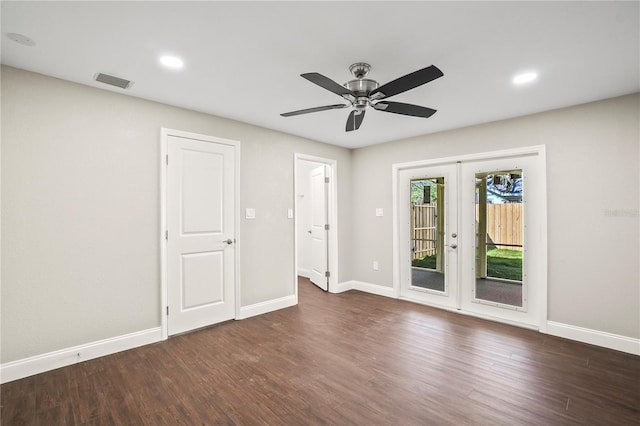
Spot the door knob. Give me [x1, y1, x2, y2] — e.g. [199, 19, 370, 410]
[446, 243, 457, 249]
[224, 238, 233, 245]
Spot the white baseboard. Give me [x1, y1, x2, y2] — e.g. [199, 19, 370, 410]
[237, 294, 297, 320]
[0, 327, 162, 384]
[331, 280, 353, 293]
[297, 269, 310, 278]
[546, 321, 640, 356]
[342, 280, 396, 298]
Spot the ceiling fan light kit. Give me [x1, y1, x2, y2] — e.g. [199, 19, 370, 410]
[281, 62, 443, 132]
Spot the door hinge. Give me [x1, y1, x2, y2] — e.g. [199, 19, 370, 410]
[324, 224, 330, 231]
[325, 271, 331, 278]
[324, 177, 330, 184]
[166, 306, 169, 316]
[165, 230, 168, 240]
[166, 155, 169, 165]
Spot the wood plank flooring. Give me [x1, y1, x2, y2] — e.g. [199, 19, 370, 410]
[2, 277, 639, 425]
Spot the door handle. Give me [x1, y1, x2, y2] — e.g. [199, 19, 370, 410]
[446, 243, 457, 249]
[224, 238, 233, 245]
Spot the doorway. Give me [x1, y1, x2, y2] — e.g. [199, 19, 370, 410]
[394, 146, 547, 330]
[294, 154, 338, 294]
[160, 129, 239, 339]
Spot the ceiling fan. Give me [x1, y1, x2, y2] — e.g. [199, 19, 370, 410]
[281, 63, 443, 132]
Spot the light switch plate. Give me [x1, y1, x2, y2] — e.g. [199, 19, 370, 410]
[245, 208, 256, 219]
[375, 208, 384, 217]
[287, 208, 293, 219]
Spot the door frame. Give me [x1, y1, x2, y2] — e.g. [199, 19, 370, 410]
[392, 145, 548, 331]
[294, 153, 339, 296]
[160, 128, 241, 341]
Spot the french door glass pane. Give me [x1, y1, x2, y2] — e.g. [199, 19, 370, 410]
[474, 171, 523, 307]
[410, 177, 445, 292]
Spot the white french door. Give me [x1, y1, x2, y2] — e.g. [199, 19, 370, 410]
[164, 130, 238, 336]
[396, 148, 546, 329]
[399, 164, 459, 309]
[458, 155, 544, 327]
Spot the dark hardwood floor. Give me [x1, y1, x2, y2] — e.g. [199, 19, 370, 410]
[2, 277, 639, 425]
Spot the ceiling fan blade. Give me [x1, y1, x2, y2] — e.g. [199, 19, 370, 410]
[373, 101, 437, 118]
[301, 73, 356, 99]
[280, 104, 348, 117]
[346, 110, 366, 132]
[370, 65, 443, 100]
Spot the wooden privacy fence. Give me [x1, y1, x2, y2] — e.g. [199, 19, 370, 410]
[411, 203, 522, 260]
[482, 203, 523, 251]
[412, 203, 437, 258]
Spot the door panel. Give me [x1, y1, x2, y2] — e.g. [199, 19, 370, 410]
[309, 165, 328, 290]
[181, 252, 224, 309]
[181, 150, 223, 234]
[167, 135, 235, 336]
[460, 155, 541, 327]
[399, 164, 458, 309]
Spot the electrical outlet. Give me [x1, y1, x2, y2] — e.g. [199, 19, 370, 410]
[245, 208, 256, 219]
[373, 261, 379, 270]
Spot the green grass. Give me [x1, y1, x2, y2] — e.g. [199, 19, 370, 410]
[487, 248, 522, 259]
[486, 248, 522, 281]
[412, 248, 522, 281]
[412, 255, 436, 269]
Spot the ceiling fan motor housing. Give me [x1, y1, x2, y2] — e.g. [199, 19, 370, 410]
[345, 78, 379, 111]
[344, 78, 379, 96]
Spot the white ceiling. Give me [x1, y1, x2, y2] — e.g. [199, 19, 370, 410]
[2, 1, 639, 149]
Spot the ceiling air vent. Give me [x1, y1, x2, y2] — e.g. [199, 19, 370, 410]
[94, 73, 133, 89]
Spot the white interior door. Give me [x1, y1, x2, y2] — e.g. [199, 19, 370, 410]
[399, 164, 459, 309]
[309, 165, 329, 291]
[167, 134, 236, 336]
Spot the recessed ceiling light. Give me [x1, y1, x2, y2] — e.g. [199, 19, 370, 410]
[513, 72, 538, 85]
[7, 33, 36, 47]
[160, 56, 184, 69]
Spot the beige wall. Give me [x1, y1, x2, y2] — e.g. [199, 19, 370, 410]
[1, 66, 352, 362]
[350, 93, 639, 339]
